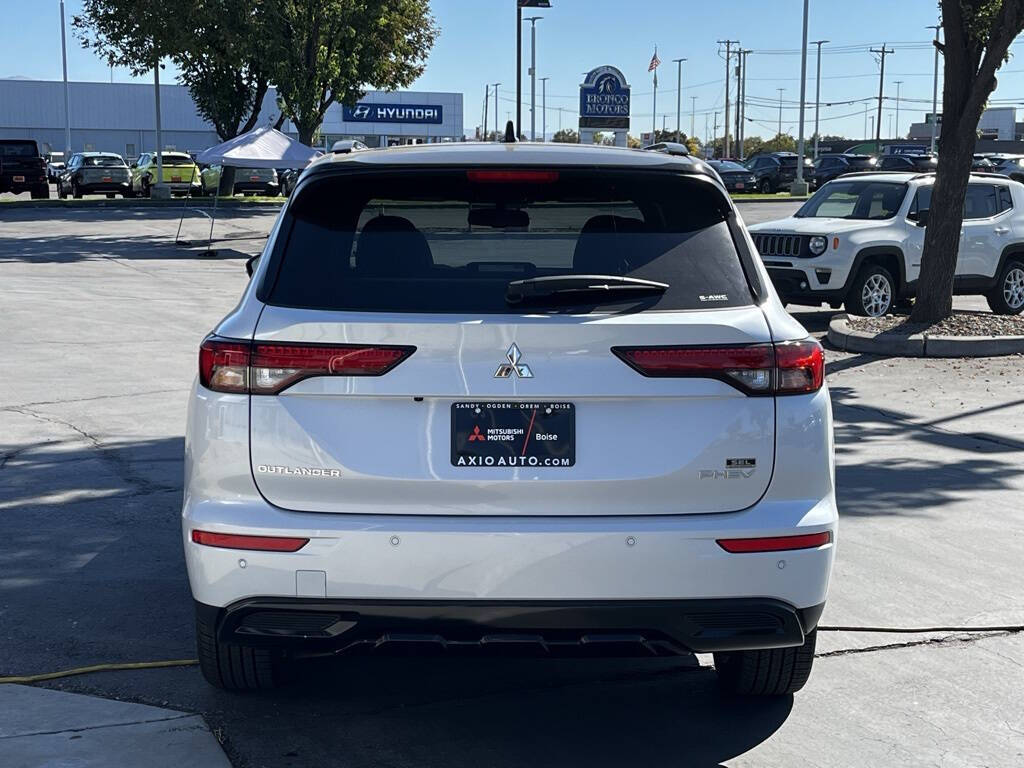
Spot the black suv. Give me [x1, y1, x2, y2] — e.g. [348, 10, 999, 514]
[876, 154, 938, 172]
[0, 139, 49, 199]
[744, 152, 812, 193]
[809, 154, 877, 189]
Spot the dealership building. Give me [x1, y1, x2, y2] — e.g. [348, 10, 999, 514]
[0, 78, 464, 159]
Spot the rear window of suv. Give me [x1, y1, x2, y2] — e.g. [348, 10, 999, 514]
[1, 141, 37, 157]
[265, 169, 755, 314]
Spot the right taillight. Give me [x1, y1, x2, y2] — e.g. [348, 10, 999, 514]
[612, 338, 823, 396]
[199, 336, 414, 395]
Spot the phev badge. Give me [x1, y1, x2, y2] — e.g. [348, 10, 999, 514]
[494, 343, 533, 378]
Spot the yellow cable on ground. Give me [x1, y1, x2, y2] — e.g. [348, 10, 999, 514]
[0, 659, 198, 685]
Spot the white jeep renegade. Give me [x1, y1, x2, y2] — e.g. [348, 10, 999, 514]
[749, 172, 1024, 317]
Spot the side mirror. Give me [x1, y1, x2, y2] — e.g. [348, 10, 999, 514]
[245, 254, 260, 278]
[913, 209, 929, 228]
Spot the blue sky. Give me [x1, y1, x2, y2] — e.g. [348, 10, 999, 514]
[5, 0, 1024, 141]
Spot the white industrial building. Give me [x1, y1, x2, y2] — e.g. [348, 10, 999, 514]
[0, 78, 464, 159]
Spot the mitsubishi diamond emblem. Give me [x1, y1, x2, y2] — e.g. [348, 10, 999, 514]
[494, 343, 533, 378]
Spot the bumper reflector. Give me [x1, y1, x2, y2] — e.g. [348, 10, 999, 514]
[716, 531, 832, 553]
[191, 530, 309, 552]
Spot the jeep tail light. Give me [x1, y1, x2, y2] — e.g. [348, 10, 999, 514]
[717, 531, 832, 553]
[191, 530, 308, 552]
[612, 339, 823, 396]
[199, 336, 415, 395]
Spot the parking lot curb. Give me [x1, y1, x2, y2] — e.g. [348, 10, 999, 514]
[827, 313, 1024, 357]
[0, 685, 231, 768]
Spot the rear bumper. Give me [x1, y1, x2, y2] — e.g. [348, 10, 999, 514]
[78, 182, 130, 194]
[232, 182, 278, 195]
[198, 597, 826, 656]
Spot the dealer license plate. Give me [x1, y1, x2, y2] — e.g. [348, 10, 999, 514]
[451, 402, 575, 468]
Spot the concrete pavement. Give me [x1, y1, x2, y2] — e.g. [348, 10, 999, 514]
[1, 203, 1021, 767]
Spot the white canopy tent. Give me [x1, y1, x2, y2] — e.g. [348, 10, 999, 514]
[176, 126, 322, 251]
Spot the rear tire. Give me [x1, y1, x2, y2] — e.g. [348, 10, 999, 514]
[195, 608, 280, 691]
[986, 258, 1024, 315]
[846, 264, 895, 317]
[714, 630, 817, 696]
[31, 185, 49, 200]
[71, 181, 82, 199]
[758, 178, 772, 194]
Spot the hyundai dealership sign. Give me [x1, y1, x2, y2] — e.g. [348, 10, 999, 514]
[579, 66, 630, 130]
[342, 103, 443, 124]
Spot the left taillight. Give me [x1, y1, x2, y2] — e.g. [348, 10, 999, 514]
[612, 339, 823, 396]
[198, 336, 414, 395]
[191, 530, 308, 552]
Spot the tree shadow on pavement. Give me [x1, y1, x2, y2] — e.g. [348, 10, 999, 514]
[829, 385, 1024, 518]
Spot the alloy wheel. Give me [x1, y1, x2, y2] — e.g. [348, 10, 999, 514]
[1004, 267, 1024, 310]
[861, 273, 892, 317]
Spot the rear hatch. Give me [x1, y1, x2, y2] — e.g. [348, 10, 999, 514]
[246, 166, 778, 516]
[158, 154, 199, 184]
[80, 156, 129, 184]
[1, 141, 43, 180]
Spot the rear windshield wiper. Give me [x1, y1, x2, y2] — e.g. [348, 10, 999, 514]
[506, 275, 669, 305]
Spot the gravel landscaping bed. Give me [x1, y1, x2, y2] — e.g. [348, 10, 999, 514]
[849, 311, 1024, 337]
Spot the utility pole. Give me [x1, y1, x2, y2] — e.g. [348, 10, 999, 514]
[483, 84, 490, 140]
[812, 40, 829, 159]
[673, 58, 686, 143]
[492, 82, 502, 137]
[540, 77, 549, 141]
[870, 44, 894, 154]
[524, 16, 542, 140]
[718, 40, 738, 157]
[739, 50, 750, 159]
[59, 0, 71, 156]
[777, 88, 785, 137]
[516, 3, 522, 135]
[794, 0, 810, 191]
[735, 52, 742, 154]
[713, 112, 719, 158]
[928, 23, 941, 154]
[651, 46, 660, 139]
[893, 80, 903, 139]
[691, 96, 698, 143]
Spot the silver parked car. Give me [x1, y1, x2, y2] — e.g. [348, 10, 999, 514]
[57, 152, 131, 199]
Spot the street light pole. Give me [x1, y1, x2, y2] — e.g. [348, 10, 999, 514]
[928, 23, 941, 154]
[794, 0, 810, 190]
[894, 80, 903, 139]
[540, 77, 549, 141]
[672, 58, 686, 143]
[516, 3, 522, 136]
[690, 96, 698, 142]
[523, 16, 542, 140]
[777, 88, 785, 137]
[59, 0, 71, 156]
[492, 82, 502, 135]
[812, 40, 829, 159]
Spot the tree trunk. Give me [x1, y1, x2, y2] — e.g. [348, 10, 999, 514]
[910, 124, 976, 323]
[297, 122, 317, 146]
[238, 78, 269, 136]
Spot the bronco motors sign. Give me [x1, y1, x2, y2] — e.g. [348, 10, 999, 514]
[579, 66, 630, 130]
[342, 103, 443, 124]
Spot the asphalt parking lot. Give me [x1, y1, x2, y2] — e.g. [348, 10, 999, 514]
[2, 201, 1022, 767]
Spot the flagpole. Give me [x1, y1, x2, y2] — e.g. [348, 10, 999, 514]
[652, 46, 658, 139]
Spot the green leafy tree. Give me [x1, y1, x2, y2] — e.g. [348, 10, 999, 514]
[912, 0, 1024, 322]
[73, 1, 179, 76]
[266, 0, 439, 145]
[742, 136, 766, 158]
[764, 133, 797, 153]
[552, 128, 579, 143]
[173, 0, 274, 141]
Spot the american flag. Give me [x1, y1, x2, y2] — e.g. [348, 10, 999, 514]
[648, 48, 661, 72]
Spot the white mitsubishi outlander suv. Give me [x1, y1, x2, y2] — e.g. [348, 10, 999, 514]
[183, 142, 836, 695]
[749, 171, 1024, 317]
